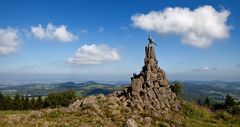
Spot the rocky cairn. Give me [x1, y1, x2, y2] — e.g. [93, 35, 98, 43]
[113, 44, 181, 116]
[68, 43, 182, 126]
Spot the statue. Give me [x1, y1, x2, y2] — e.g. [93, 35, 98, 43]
[148, 34, 157, 46]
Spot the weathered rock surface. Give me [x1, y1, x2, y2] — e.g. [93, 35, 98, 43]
[109, 44, 181, 117]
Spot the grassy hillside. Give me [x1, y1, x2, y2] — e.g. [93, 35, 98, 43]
[0, 101, 239, 127]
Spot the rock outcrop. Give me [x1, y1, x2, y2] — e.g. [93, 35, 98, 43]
[112, 44, 181, 117]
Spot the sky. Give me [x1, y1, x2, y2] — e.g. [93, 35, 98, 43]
[0, 0, 240, 84]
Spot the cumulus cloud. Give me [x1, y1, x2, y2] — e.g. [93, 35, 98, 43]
[67, 44, 120, 65]
[192, 66, 217, 72]
[0, 28, 19, 56]
[31, 23, 78, 42]
[131, 5, 230, 48]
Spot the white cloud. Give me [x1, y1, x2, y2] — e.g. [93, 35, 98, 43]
[131, 5, 230, 48]
[67, 44, 120, 65]
[0, 28, 19, 56]
[31, 23, 78, 42]
[192, 66, 217, 72]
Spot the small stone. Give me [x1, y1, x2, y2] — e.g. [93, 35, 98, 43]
[144, 117, 152, 127]
[125, 118, 138, 127]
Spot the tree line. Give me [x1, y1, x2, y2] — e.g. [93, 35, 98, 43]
[200, 94, 240, 115]
[0, 90, 76, 110]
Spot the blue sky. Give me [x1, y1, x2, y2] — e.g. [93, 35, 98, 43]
[0, 0, 240, 84]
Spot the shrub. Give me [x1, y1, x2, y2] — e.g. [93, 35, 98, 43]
[170, 80, 183, 96]
[224, 94, 235, 107]
[45, 90, 76, 108]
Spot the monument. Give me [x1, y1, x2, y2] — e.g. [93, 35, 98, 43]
[118, 35, 181, 116]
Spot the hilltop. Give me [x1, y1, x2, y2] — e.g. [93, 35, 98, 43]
[0, 43, 239, 127]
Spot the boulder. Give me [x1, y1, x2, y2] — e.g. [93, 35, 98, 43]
[67, 99, 83, 112]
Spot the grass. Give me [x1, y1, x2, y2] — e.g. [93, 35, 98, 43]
[180, 102, 240, 127]
[0, 101, 239, 127]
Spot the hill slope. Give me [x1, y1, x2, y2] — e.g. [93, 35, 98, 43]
[0, 101, 239, 127]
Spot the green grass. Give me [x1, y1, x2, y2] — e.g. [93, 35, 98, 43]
[0, 101, 239, 127]
[180, 102, 240, 127]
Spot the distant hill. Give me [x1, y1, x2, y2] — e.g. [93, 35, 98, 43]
[0, 81, 128, 97]
[0, 80, 240, 102]
[182, 81, 240, 102]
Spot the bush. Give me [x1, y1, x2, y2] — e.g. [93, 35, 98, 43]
[45, 90, 76, 108]
[170, 80, 183, 96]
[204, 97, 211, 107]
[226, 105, 240, 115]
[224, 94, 235, 107]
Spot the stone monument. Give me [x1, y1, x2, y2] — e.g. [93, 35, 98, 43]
[120, 35, 181, 116]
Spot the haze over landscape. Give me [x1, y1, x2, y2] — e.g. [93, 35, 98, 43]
[0, 0, 240, 85]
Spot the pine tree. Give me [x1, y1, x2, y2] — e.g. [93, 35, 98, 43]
[4, 95, 12, 110]
[30, 97, 36, 110]
[13, 93, 21, 110]
[204, 97, 211, 107]
[36, 96, 44, 109]
[43, 99, 49, 108]
[20, 96, 25, 110]
[225, 93, 235, 107]
[0, 92, 4, 110]
[197, 99, 202, 105]
[23, 96, 30, 110]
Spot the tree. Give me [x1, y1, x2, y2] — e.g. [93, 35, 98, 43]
[0, 92, 4, 110]
[23, 96, 30, 110]
[36, 96, 44, 109]
[62, 90, 76, 106]
[197, 99, 202, 105]
[4, 95, 12, 110]
[13, 93, 22, 110]
[30, 97, 36, 110]
[45, 93, 61, 108]
[204, 97, 211, 107]
[20, 96, 25, 110]
[225, 93, 235, 107]
[45, 90, 76, 108]
[170, 80, 183, 96]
